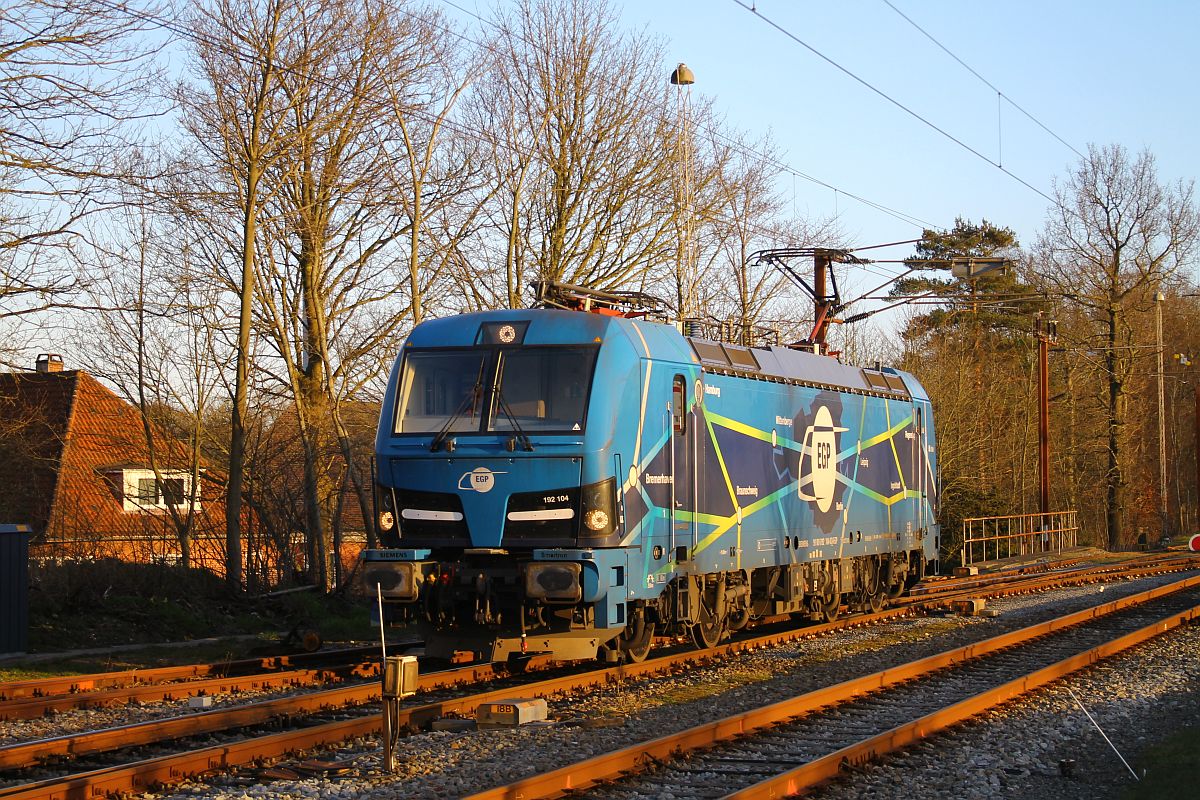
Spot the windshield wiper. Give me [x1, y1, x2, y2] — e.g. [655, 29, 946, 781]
[430, 362, 486, 452]
[493, 386, 534, 452]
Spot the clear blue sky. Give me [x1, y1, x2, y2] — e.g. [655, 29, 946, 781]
[620, 0, 1199, 261]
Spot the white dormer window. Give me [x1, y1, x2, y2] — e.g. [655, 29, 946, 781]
[120, 470, 200, 513]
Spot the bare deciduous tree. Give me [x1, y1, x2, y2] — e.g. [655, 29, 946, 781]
[250, 0, 466, 588]
[0, 0, 163, 359]
[378, 10, 489, 325]
[471, 0, 678, 297]
[76, 201, 221, 568]
[180, 0, 302, 588]
[700, 131, 842, 341]
[1035, 144, 1200, 548]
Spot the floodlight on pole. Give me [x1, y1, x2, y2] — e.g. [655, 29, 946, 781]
[670, 63, 695, 85]
[670, 62, 697, 319]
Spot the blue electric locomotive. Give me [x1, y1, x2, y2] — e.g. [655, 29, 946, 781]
[362, 283, 939, 662]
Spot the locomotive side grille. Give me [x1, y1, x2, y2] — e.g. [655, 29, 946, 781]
[395, 488, 471, 545]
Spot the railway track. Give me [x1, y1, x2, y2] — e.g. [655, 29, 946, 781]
[1, 551, 1179, 709]
[0, 645, 397, 722]
[899, 551, 1199, 604]
[467, 572, 1200, 799]
[2, 558, 1196, 800]
[0, 665, 371, 722]
[0, 646, 382, 702]
[0, 657, 549, 773]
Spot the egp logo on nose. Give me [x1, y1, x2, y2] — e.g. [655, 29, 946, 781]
[458, 466, 506, 493]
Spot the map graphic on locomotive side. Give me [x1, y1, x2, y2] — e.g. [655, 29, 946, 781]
[621, 371, 934, 583]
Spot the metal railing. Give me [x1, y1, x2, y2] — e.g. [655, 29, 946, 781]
[960, 510, 1079, 567]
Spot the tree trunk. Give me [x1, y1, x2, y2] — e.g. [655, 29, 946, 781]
[225, 164, 261, 593]
[1106, 303, 1123, 550]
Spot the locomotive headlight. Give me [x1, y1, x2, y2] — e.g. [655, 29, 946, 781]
[525, 562, 582, 602]
[583, 508, 609, 531]
[375, 484, 398, 540]
[579, 476, 617, 541]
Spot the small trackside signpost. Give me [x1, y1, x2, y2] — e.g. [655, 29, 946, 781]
[377, 583, 417, 773]
[381, 654, 417, 772]
[1190, 534, 1200, 552]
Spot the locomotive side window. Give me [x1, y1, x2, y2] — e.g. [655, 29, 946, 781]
[672, 375, 686, 435]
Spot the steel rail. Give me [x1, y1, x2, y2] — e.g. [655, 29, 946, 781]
[0, 677, 575, 800]
[0, 714, 384, 800]
[0, 646, 382, 701]
[461, 573, 1200, 800]
[0, 551, 1174, 702]
[898, 557, 1200, 611]
[0, 611, 926, 799]
[0, 666, 373, 722]
[0, 658, 544, 771]
[904, 552, 1198, 599]
[0, 684, 379, 772]
[4, 563, 1195, 798]
[723, 602, 1200, 798]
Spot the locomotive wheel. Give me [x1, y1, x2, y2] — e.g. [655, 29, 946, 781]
[690, 617, 725, 649]
[867, 589, 885, 613]
[887, 555, 909, 599]
[618, 612, 655, 663]
[865, 560, 886, 613]
[727, 607, 750, 631]
[621, 621, 655, 663]
[822, 594, 841, 622]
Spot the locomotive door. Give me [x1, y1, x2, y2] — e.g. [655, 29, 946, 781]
[670, 374, 695, 560]
[913, 403, 927, 531]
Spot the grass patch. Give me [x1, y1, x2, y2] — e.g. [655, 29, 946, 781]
[3, 560, 380, 678]
[1120, 726, 1200, 799]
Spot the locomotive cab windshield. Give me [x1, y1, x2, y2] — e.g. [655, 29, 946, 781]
[394, 344, 599, 438]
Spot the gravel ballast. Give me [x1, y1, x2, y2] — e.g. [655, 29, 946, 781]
[14, 572, 1196, 800]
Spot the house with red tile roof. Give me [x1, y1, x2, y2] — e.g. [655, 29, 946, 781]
[0, 355, 232, 573]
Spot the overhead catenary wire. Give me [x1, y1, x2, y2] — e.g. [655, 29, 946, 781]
[730, 0, 1057, 205]
[433, 0, 940, 232]
[880, 0, 1086, 161]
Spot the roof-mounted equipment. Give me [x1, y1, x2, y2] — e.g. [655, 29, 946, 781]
[748, 248, 868, 352]
[532, 280, 665, 318]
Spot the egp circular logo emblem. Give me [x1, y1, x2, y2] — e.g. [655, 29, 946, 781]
[458, 466, 506, 493]
[798, 406, 847, 513]
[498, 324, 517, 343]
